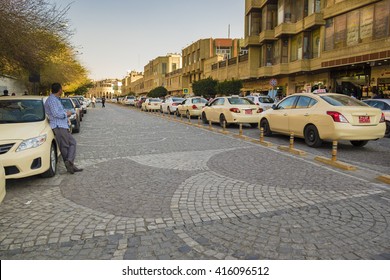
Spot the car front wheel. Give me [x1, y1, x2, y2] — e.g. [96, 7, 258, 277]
[304, 124, 322, 147]
[385, 121, 390, 138]
[41, 143, 57, 178]
[202, 112, 208, 124]
[260, 118, 272, 136]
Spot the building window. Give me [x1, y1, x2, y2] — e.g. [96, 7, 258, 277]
[216, 47, 231, 60]
[312, 28, 320, 58]
[248, 11, 261, 36]
[162, 63, 167, 74]
[373, 0, 390, 39]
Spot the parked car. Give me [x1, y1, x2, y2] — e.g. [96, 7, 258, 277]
[161, 97, 185, 114]
[60, 98, 81, 133]
[122, 96, 136, 106]
[259, 93, 386, 147]
[141, 98, 162, 111]
[96, 98, 102, 103]
[0, 162, 5, 204]
[362, 99, 390, 137]
[0, 96, 60, 179]
[245, 95, 275, 111]
[202, 96, 262, 128]
[135, 97, 147, 108]
[176, 97, 208, 118]
[70, 97, 84, 120]
[72, 96, 88, 114]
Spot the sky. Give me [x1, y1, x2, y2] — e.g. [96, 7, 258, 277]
[50, 0, 245, 80]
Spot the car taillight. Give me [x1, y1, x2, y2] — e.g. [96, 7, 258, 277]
[256, 103, 259, 105]
[192, 105, 198, 109]
[327, 111, 349, 123]
[148, 103, 151, 105]
[380, 112, 385, 123]
[257, 108, 263, 113]
[172, 103, 178, 106]
[230, 108, 240, 113]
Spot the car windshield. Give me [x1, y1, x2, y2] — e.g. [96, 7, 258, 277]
[0, 99, 45, 123]
[258, 96, 274, 103]
[228, 97, 254, 105]
[172, 98, 185, 102]
[60, 99, 74, 110]
[321, 95, 367, 107]
[127, 96, 135, 99]
[149, 99, 160, 102]
[192, 98, 208, 104]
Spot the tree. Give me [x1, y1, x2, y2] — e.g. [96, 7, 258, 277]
[192, 77, 217, 98]
[216, 79, 243, 96]
[148, 86, 168, 98]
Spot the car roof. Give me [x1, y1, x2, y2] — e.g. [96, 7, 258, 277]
[0, 95, 45, 100]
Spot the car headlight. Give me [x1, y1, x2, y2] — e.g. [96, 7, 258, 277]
[16, 134, 47, 152]
[69, 113, 76, 120]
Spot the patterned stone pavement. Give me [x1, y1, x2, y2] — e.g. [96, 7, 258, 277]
[1, 103, 389, 260]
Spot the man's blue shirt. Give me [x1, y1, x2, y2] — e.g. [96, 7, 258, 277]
[45, 94, 69, 129]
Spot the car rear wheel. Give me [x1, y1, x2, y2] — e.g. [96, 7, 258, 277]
[260, 118, 272, 136]
[304, 124, 322, 147]
[202, 112, 208, 124]
[41, 143, 57, 178]
[350, 140, 368, 147]
[385, 121, 390, 138]
[219, 114, 227, 127]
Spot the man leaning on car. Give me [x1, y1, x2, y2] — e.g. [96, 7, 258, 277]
[44, 83, 83, 174]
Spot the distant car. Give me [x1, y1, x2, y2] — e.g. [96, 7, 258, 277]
[202, 96, 263, 127]
[176, 97, 208, 118]
[135, 97, 147, 108]
[0, 162, 5, 204]
[72, 96, 88, 114]
[245, 95, 275, 111]
[60, 98, 81, 133]
[122, 96, 136, 106]
[259, 93, 386, 147]
[161, 97, 185, 114]
[70, 97, 84, 120]
[0, 96, 60, 179]
[96, 98, 102, 103]
[142, 98, 162, 111]
[362, 99, 390, 137]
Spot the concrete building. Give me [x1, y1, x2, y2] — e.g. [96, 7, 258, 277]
[208, 0, 390, 97]
[122, 71, 143, 96]
[89, 79, 122, 99]
[182, 38, 246, 93]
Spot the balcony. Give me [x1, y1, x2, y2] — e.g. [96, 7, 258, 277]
[288, 60, 311, 73]
[272, 63, 290, 76]
[244, 35, 261, 47]
[259, 29, 277, 44]
[257, 66, 273, 77]
[304, 13, 325, 30]
[245, 0, 268, 14]
[274, 23, 296, 37]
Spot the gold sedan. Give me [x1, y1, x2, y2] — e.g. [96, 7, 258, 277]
[176, 97, 208, 118]
[259, 93, 386, 147]
[202, 96, 263, 127]
[141, 98, 162, 112]
[0, 96, 60, 179]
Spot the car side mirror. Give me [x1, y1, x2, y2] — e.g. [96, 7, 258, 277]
[272, 104, 277, 110]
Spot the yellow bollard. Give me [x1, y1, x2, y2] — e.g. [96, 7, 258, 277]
[223, 120, 226, 132]
[289, 132, 294, 150]
[260, 127, 264, 142]
[239, 123, 243, 136]
[198, 116, 201, 126]
[331, 140, 338, 161]
[188, 114, 191, 123]
[180, 114, 183, 121]
[209, 120, 212, 129]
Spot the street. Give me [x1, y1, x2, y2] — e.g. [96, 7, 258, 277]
[1, 103, 390, 260]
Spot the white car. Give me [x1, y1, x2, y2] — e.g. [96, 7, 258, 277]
[122, 96, 136, 106]
[161, 97, 185, 114]
[176, 97, 208, 118]
[363, 99, 390, 137]
[245, 95, 275, 111]
[141, 98, 162, 111]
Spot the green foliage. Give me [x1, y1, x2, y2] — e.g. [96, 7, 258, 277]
[192, 77, 217, 98]
[216, 79, 243, 96]
[148, 86, 168, 98]
[66, 81, 94, 96]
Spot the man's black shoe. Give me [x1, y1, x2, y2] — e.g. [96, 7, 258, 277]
[64, 161, 75, 174]
[73, 165, 83, 172]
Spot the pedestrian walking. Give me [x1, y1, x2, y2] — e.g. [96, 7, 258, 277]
[102, 96, 106, 108]
[92, 96, 96, 108]
[44, 83, 83, 174]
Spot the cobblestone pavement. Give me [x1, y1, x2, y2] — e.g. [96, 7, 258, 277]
[1, 103, 390, 260]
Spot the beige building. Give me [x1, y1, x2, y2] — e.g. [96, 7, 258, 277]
[89, 79, 121, 99]
[182, 38, 246, 93]
[208, 0, 390, 97]
[122, 71, 143, 96]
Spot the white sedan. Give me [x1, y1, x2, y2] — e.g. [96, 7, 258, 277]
[161, 97, 185, 114]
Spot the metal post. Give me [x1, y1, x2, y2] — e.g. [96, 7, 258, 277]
[198, 116, 201, 125]
[260, 127, 264, 142]
[209, 120, 212, 129]
[239, 123, 243, 136]
[223, 120, 226, 132]
[331, 141, 338, 161]
[289, 133, 294, 150]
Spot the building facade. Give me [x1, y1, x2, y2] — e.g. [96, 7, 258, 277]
[89, 79, 122, 99]
[208, 0, 390, 97]
[122, 71, 143, 96]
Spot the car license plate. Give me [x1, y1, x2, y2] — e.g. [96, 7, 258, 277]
[245, 109, 252, 115]
[359, 116, 370, 123]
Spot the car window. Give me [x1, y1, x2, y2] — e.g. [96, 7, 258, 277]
[149, 99, 160, 102]
[211, 98, 225, 106]
[228, 97, 253, 105]
[60, 99, 74, 110]
[258, 96, 274, 103]
[246, 96, 254, 101]
[277, 96, 297, 109]
[172, 98, 185, 102]
[0, 100, 45, 123]
[295, 96, 317, 109]
[372, 101, 390, 110]
[321, 95, 367, 107]
[192, 98, 207, 104]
